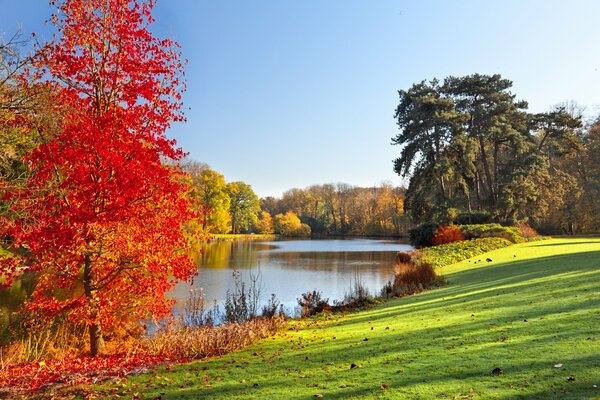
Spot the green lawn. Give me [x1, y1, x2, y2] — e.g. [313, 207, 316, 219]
[95, 238, 600, 399]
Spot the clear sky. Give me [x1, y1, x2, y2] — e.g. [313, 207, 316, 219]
[1, 0, 599, 197]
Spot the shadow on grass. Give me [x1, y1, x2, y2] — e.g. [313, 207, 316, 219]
[530, 241, 600, 247]
[104, 245, 600, 400]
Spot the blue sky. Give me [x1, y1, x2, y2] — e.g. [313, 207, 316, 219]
[1, 1, 599, 197]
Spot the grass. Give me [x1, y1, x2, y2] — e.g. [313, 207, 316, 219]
[419, 237, 512, 269]
[87, 238, 600, 399]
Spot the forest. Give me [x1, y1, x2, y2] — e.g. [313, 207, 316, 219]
[183, 159, 408, 237]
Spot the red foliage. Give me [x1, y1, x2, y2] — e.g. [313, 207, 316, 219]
[517, 223, 538, 239]
[0, 0, 198, 355]
[0, 352, 171, 394]
[431, 225, 465, 246]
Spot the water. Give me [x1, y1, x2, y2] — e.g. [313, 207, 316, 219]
[171, 238, 413, 317]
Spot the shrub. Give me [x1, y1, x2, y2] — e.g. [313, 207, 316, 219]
[395, 251, 414, 264]
[297, 290, 330, 317]
[409, 222, 439, 247]
[182, 288, 219, 328]
[223, 269, 263, 324]
[340, 273, 372, 306]
[261, 293, 285, 318]
[458, 223, 524, 243]
[418, 237, 512, 269]
[381, 262, 439, 298]
[456, 212, 492, 225]
[431, 225, 465, 245]
[516, 223, 539, 239]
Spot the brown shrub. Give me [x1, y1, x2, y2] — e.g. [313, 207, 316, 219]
[517, 223, 538, 239]
[395, 251, 413, 264]
[431, 225, 465, 246]
[383, 262, 439, 298]
[297, 290, 331, 317]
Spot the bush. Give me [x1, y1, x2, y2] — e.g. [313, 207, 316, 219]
[183, 288, 219, 328]
[455, 212, 492, 225]
[395, 251, 414, 264]
[381, 262, 439, 298]
[223, 269, 263, 324]
[516, 223, 539, 239]
[431, 225, 465, 245]
[261, 293, 285, 318]
[458, 223, 524, 243]
[297, 290, 330, 317]
[340, 273, 372, 307]
[409, 222, 439, 247]
[418, 237, 512, 269]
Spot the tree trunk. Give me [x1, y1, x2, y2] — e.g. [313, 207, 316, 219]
[89, 321, 105, 357]
[478, 136, 496, 204]
[475, 171, 481, 206]
[83, 254, 105, 356]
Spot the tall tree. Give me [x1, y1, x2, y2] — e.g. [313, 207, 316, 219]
[392, 79, 467, 221]
[0, 0, 196, 356]
[393, 74, 582, 224]
[185, 162, 231, 234]
[227, 181, 260, 234]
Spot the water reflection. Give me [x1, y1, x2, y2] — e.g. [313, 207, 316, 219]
[172, 239, 412, 315]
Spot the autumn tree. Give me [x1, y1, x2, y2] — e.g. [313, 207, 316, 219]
[184, 161, 231, 234]
[0, 0, 197, 356]
[274, 211, 311, 237]
[226, 181, 260, 234]
[258, 183, 407, 237]
[255, 211, 275, 234]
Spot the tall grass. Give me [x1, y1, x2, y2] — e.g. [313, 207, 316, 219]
[143, 317, 286, 360]
[0, 313, 87, 371]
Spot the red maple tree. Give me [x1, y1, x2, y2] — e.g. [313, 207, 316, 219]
[1, 0, 197, 356]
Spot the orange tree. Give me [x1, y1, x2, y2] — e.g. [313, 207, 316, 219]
[0, 0, 197, 356]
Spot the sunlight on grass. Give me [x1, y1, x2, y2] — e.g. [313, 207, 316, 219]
[91, 238, 600, 399]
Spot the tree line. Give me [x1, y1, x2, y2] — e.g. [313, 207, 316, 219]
[183, 161, 409, 237]
[392, 74, 599, 234]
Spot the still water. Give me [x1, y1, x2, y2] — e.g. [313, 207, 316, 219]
[170, 238, 413, 316]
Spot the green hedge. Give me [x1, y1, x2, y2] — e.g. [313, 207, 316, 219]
[418, 237, 512, 269]
[408, 222, 439, 247]
[457, 224, 524, 244]
[409, 223, 525, 247]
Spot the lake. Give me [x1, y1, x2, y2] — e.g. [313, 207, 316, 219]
[170, 238, 413, 317]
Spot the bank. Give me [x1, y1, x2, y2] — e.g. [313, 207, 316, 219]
[82, 238, 599, 399]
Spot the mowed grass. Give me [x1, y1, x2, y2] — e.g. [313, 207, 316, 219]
[94, 238, 600, 399]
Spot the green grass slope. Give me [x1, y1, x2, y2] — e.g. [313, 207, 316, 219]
[98, 238, 600, 399]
